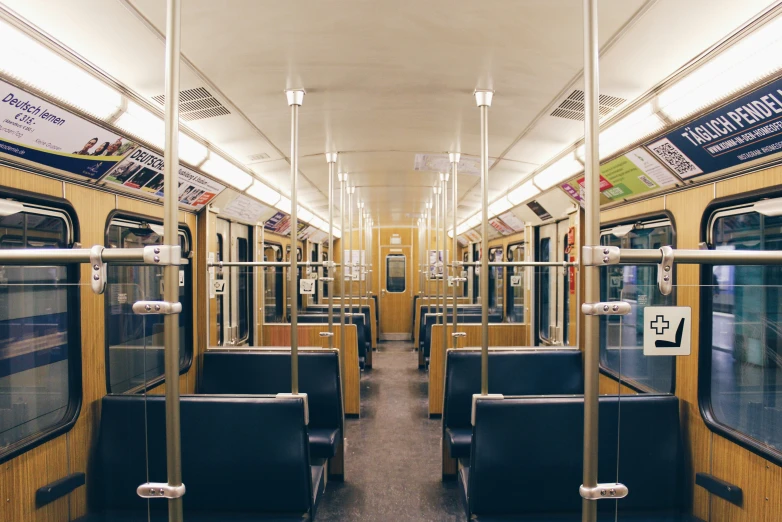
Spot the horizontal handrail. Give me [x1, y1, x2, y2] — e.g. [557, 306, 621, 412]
[616, 248, 782, 265]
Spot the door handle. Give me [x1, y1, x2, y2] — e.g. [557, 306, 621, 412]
[381, 289, 386, 297]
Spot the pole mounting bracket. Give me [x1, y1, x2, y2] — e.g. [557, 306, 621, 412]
[137, 482, 186, 499]
[90, 245, 106, 295]
[132, 301, 183, 315]
[582, 245, 619, 266]
[319, 332, 334, 338]
[581, 302, 631, 316]
[579, 483, 628, 500]
[657, 245, 674, 296]
[143, 245, 181, 266]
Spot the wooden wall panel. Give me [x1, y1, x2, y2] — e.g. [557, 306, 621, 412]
[0, 166, 63, 197]
[601, 196, 666, 223]
[598, 374, 638, 395]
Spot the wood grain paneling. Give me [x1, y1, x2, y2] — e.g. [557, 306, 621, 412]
[428, 324, 528, 416]
[600, 196, 666, 223]
[261, 324, 361, 415]
[598, 374, 638, 395]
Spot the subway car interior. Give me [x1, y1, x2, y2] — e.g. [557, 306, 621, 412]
[2, 1, 782, 521]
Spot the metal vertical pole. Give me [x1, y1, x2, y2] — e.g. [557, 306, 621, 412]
[339, 173, 347, 366]
[427, 201, 431, 300]
[474, 90, 493, 395]
[435, 186, 441, 328]
[441, 173, 448, 357]
[348, 186, 354, 316]
[359, 202, 364, 313]
[286, 89, 305, 395]
[450, 153, 459, 347]
[162, 1, 183, 520]
[581, 1, 600, 520]
[326, 153, 337, 348]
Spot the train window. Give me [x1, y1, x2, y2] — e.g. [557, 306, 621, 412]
[263, 243, 281, 322]
[237, 236, 250, 343]
[386, 254, 406, 293]
[462, 251, 470, 298]
[215, 232, 224, 346]
[488, 247, 503, 315]
[538, 237, 551, 341]
[703, 199, 782, 460]
[0, 197, 80, 463]
[507, 243, 524, 322]
[105, 215, 192, 393]
[599, 217, 675, 393]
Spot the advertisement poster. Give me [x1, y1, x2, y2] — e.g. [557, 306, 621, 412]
[428, 249, 448, 279]
[0, 79, 136, 179]
[264, 211, 292, 236]
[104, 147, 224, 210]
[489, 216, 515, 236]
[463, 229, 481, 243]
[345, 250, 365, 280]
[560, 148, 677, 205]
[647, 75, 782, 179]
[498, 211, 525, 232]
[220, 194, 269, 222]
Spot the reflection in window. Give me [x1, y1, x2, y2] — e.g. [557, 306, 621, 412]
[216, 233, 224, 346]
[106, 218, 191, 393]
[708, 209, 782, 457]
[599, 220, 674, 393]
[488, 247, 503, 315]
[386, 254, 406, 293]
[0, 205, 76, 456]
[264, 244, 280, 322]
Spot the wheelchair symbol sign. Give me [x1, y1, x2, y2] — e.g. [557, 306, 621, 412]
[643, 306, 691, 356]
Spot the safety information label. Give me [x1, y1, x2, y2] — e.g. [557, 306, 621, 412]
[643, 306, 691, 356]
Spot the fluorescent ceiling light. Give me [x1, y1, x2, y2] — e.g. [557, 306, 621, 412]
[658, 14, 782, 122]
[309, 216, 328, 231]
[178, 132, 208, 165]
[0, 21, 122, 120]
[333, 227, 342, 239]
[246, 181, 281, 206]
[488, 197, 513, 217]
[201, 153, 252, 190]
[297, 206, 314, 223]
[275, 196, 291, 214]
[0, 199, 25, 217]
[599, 103, 665, 159]
[534, 154, 583, 190]
[507, 180, 540, 205]
[447, 229, 454, 238]
[115, 101, 164, 148]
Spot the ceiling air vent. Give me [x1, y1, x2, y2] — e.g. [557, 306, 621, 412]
[247, 152, 270, 163]
[550, 90, 626, 121]
[152, 87, 230, 121]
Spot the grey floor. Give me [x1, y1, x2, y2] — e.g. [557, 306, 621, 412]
[316, 340, 464, 521]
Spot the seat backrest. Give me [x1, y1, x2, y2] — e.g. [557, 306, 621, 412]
[443, 350, 583, 430]
[95, 394, 312, 516]
[306, 304, 372, 337]
[200, 350, 343, 432]
[297, 313, 366, 355]
[469, 395, 683, 516]
[422, 313, 501, 355]
[418, 305, 481, 345]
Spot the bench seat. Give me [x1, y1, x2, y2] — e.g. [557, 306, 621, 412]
[461, 394, 690, 521]
[81, 394, 321, 521]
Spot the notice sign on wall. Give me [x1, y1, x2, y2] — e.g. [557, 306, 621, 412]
[104, 147, 224, 210]
[0, 79, 137, 179]
[647, 75, 782, 179]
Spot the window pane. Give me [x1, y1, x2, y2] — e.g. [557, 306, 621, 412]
[264, 245, 279, 322]
[599, 223, 675, 393]
[538, 237, 551, 341]
[386, 255, 406, 293]
[216, 233, 224, 346]
[508, 245, 524, 323]
[0, 210, 73, 452]
[710, 211, 782, 455]
[106, 221, 190, 393]
[237, 237, 249, 342]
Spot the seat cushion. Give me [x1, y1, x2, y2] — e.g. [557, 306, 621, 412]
[308, 427, 341, 458]
[445, 427, 472, 458]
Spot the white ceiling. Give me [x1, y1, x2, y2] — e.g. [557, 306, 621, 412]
[1, 0, 778, 226]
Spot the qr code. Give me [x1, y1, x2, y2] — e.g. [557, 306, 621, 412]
[649, 139, 703, 178]
[638, 174, 656, 188]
